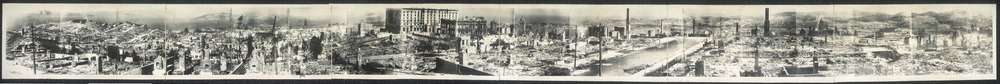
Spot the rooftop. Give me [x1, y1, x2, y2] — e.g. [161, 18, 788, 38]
[398, 8, 457, 11]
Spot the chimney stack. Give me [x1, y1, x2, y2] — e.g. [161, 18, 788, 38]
[763, 8, 770, 36]
[626, 8, 631, 40]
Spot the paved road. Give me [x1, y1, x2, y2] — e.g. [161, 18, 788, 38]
[596, 37, 707, 76]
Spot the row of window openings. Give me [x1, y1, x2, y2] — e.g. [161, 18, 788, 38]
[399, 17, 458, 20]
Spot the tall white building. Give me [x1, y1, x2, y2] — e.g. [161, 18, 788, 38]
[386, 8, 459, 34]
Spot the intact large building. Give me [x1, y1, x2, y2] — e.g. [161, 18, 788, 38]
[385, 8, 459, 33]
[587, 25, 629, 40]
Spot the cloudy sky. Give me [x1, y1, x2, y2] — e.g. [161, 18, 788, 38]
[334, 4, 993, 19]
[5, 4, 995, 30]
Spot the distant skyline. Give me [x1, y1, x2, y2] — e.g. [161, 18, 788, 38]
[338, 4, 994, 21]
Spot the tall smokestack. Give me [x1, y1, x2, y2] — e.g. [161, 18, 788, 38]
[790, 12, 797, 35]
[229, 8, 233, 30]
[692, 18, 696, 36]
[626, 8, 631, 40]
[764, 8, 770, 36]
[513, 8, 517, 35]
[287, 8, 291, 29]
[272, 16, 278, 33]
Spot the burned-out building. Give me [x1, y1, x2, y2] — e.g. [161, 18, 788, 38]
[586, 25, 630, 40]
[587, 25, 611, 37]
[455, 16, 507, 35]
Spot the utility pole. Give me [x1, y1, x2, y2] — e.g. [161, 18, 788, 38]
[659, 18, 665, 37]
[32, 46, 38, 74]
[753, 8, 769, 75]
[356, 48, 362, 71]
[812, 15, 823, 70]
[909, 12, 917, 49]
[598, 26, 604, 76]
[736, 22, 741, 40]
[96, 47, 102, 74]
[573, 43, 578, 69]
[29, 20, 38, 75]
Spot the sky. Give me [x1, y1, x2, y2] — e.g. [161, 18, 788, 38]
[4, 4, 995, 30]
[334, 4, 994, 24]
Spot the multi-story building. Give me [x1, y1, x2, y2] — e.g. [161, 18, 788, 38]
[385, 8, 458, 34]
[455, 17, 489, 34]
[586, 25, 630, 40]
[349, 23, 380, 37]
[587, 25, 610, 37]
[454, 16, 511, 35]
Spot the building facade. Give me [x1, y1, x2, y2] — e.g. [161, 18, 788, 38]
[386, 8, 458, 34]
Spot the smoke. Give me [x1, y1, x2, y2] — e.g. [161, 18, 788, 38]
[516, 9, 570, 24]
